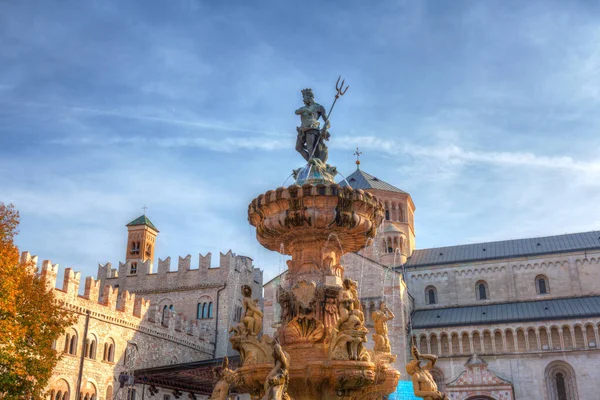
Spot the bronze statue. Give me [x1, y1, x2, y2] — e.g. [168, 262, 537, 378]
[209, 357, 235, 400]
[261, 340, 290, 400]
[406, 346, 449, 400]
[295, 88, 330, 163]
[372, 302, 394, 353]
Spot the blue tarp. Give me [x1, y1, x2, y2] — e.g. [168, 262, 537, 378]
[388, 380, 419, 400]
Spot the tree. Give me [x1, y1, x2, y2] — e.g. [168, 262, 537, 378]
[0, 203, 74, 399]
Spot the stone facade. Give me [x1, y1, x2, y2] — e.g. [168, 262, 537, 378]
[27, 250, 213, 400]
[41, 215, 263, 400]
[262, 168, 600, 400]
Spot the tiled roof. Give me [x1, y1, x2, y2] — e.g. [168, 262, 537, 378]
[405, 230, 600, 267]
[412, 296, 600, 329]
[126, 215, 159, 232]
[339, 169, 407, 194]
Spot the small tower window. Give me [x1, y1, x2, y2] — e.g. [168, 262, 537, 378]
[476, 280, 489, 300]
[130, 262, 137, 275]
[145, 244, 152, 257]
[131, 242, 140, 255]
[425, 286, 437, 305]
[536, 275, 550, 295]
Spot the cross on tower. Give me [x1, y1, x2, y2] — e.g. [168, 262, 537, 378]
[142, 205, 148, 215]
[353, 147, 362, 170]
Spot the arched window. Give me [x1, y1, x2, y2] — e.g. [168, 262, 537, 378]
[208, 302, 213, 318]
[85, 336, 97, 359]
[202, 303, 207, 319]
[425, 286, 437, 305]
[64, 330, 78, 355]
[475, 280, 489, 300]
[64, 334, 71, 353]
[536, 275, 550, 294]
[545, 361, 579, 400]
[103, 338, 115, 362]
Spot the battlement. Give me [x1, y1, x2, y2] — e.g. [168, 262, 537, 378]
[22, 251, 213, 353]
[97, 250, 258, 282]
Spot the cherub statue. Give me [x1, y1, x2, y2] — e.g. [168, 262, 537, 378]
[330, 278, 369, 361]
[261, 340, 290, 400]
[242, 285, 263, 336]
[209, 357, 235, 400]
[406, 346, 449, 400]
[372, 302, 395, 353]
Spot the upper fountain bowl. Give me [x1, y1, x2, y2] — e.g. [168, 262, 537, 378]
[248, 183, 384, 255]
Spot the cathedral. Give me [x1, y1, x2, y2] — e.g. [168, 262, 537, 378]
[263, 165, 600, 400]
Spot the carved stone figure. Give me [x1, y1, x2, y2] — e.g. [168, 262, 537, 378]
[229, 286, 274, 366]
[261, 340, 291, 400]
[230, 284, 263, 337]
[329, 279, 369, 361]
[295, 88, 330, 163]
[372, 302, 394, 353]
[406, 346, 449, 400]
[209, 357, 235, 400]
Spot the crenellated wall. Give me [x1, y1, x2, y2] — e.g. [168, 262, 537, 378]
[96, 250, 263, 358]
[22, 251, 214, 400]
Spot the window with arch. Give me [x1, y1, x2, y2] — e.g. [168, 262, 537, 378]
[196, 300, 214, 319]
[161, 303, 174, 325]
[536, 275, 550, 295]
[103, 338, 115, 363]
[145, 243, 152, 257]
[425, 286, 437, 305]
[48, 379, 70, 400]
[545, 361, 579, 400]
[130, 262, 138, 275]
[130, 241, 140, 255]
[84, 335, 97, 359]
[64, 329, 78, 355]
[475, 280, 489, 300]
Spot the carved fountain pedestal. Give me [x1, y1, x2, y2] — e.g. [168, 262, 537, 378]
[234, 182, 400, 400]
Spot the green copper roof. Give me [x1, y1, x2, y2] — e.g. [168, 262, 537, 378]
[126, 215, 159, 232]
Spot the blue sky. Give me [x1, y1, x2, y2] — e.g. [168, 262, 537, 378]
[2, 1, 600, 283]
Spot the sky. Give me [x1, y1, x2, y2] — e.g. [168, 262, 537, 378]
[2, 0, 600, 284]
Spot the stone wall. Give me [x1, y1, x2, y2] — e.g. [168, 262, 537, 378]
[412, 318, 600, 399]
[406, 250, 600, 309]
[97, 251, 264, 358]
[25, 252, 213, 400]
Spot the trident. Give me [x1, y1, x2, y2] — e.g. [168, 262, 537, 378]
[308, 76, 349, 160]
[326, 75, 350, 121]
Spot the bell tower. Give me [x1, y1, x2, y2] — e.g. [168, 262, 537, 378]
[125, 214, 159, 274]
[340, 163, 415, 266]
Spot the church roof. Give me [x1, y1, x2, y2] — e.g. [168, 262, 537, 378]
[126, 215, 159, 232]
[405, 230, 600, 267]
[411, 295, 600, 329]
[339, 169, 407, 194]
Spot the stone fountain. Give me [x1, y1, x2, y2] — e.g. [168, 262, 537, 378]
[222, 84, 400, 400]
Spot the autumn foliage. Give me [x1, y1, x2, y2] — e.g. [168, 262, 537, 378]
[0, 203, 74, 399]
